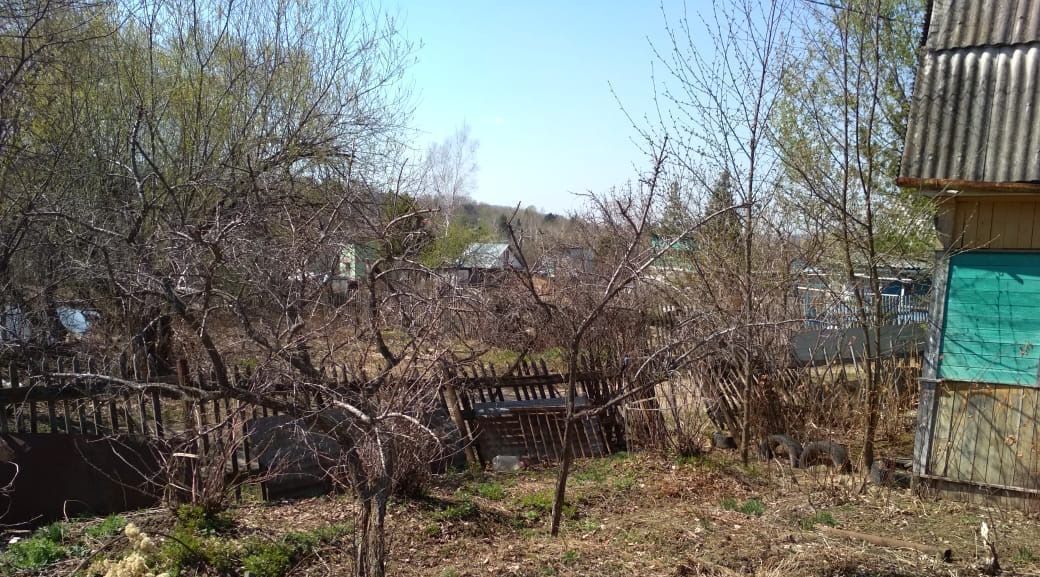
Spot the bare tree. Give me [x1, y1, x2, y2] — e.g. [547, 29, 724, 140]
[0, 1, 466, 575]
[501, 140, 751, 536]
[773, 0, 932, 470]
[650, 0, 793, 462]
[421, 124, 479, 228]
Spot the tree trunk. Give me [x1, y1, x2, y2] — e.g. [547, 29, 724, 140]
[354, 488, 390, 577]
[354, 495, 372, 577]
[549, 418, 574, 536]
[367, 492, 389, 577]
[550, 368, 578, 536]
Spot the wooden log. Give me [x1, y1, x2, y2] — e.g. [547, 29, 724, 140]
[818, 526, 952, 562]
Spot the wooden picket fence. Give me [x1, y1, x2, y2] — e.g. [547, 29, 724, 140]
[444, 357, 632, 465]
[0, 354, 635, 471]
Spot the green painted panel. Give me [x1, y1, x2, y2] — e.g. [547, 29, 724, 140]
[939, 252, 1040, 386]
[946, 315, 1040, 332]
[943, 341, 1040, 358]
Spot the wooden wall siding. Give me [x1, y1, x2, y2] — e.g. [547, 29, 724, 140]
[928, 382, 1040, 491]
[938, 251, 1040, 386]
[953, 198, 1040, 249]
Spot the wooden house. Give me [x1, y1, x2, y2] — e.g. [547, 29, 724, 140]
[900, 0, 1040, 508]
[444, 242, 522, 286]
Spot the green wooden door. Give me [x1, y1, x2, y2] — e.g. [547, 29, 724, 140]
[939, 251, 1040, 386]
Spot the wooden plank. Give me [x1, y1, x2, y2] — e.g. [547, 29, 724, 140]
[953, 200, 972, 248]
[59, 399, 70, 434]
[123, 392, 136, 436]
[138, 393, 150, 437]
[965, 386, 989, 484]
[516, 412, 535, 460]
[1016, 201, 1036, 248]
[946, 383, 971, 481]
[957, 200, 981, 247]
[1010, 386, 1030, 489]
[1031, 201, 1040, 248]
[991, 202, 1018, 248]
[1027, 386, 1040, 489]
[108, 398, 119, 434]
[46, 400, 57, 433]
[976, 199, 995, 245]
[927, 383, 952, 476]
[91, 397, 102, 434]
[983, 386, 1012, 486]
[76, 400, 88, 435]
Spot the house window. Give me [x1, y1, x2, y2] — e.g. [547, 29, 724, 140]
[939, 251, 1040, 386]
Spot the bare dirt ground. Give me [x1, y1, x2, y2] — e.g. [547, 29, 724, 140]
[224, 453, 1040, 576]
[26, 451, 1040, 576]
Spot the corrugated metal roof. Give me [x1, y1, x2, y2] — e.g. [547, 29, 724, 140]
[457, 242, 511, 269]
[899, 0, 1040, 185]
[927, 0, 1040, 50]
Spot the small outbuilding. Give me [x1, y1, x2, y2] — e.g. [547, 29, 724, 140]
[901, 0, 1040, 509]
[444, 242, 523, 286]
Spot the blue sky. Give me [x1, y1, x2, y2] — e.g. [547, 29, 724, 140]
[390, 1, 696, 214]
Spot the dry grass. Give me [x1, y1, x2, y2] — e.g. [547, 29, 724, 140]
[20, 452, 1040, 576]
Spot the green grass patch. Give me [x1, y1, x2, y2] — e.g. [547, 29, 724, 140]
[0, 524, 68, 571]
[422, 523, 442, 538]
[574, 517, 600, 533]
[738, 498, 765, 516]
[799, 511, 837, 530]
[433, 498, 478, 521]
[612, 472, 637, 492]
[159, 515, 350, 577]
[573, 464, 609, 484]
[474, 481, 505, 500]
[174, 504, 235, 535]
[721, 497, 764, 516]
[240, 539, 293, 577]
[516, 489, 575, 522]
[85, 514, 128, 540]
[562, 549, 580, 566]
[1014, 546, 1037, 565]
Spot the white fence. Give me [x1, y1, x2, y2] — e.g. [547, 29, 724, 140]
[798, 288, 929, 330]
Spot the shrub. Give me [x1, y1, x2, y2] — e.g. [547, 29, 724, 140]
[34, 522, 67, 543]
[158, 520, 350, 577]
[174, 504, 233, 535]
[1, 534, 66, 570]
[241, 540, 293, 577]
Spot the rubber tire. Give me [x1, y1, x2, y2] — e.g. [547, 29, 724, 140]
[799, 441, 851, 472]
[758, 434, 802, 468]
[869, 459, 911, 487]
[712, 431, 737, 449]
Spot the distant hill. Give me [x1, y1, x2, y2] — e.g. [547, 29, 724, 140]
[437, 199, 576, 242]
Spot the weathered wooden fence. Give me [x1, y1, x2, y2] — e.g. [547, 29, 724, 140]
[0, 354, 634, 524]
[444, 358, 631, 465]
